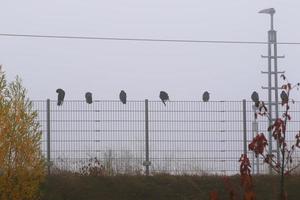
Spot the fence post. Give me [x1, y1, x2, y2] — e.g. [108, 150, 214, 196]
[242, 99, 247, 155]
[252, 117, 260, 174]
[46, 99, 51, 175]
[143, 99, 151, 175]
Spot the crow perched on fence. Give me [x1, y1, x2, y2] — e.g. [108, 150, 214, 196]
[56, 88, 65, 106]
[159, 91, 169, 106]
[85, 92, 93, 104]
[202, 91, 210, 102]
[119, 90, 127, 104]
[251, 91, 259, 107]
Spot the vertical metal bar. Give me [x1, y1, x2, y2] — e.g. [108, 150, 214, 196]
[270, 14, 274, 30]
[242, 100, 247, 155]
[46, 99, 51, 175]
[144, 99, 150, 175]
[267, 30, 273, 174]
[273, 30, 281, 164]
[251, 112, 260, 174]
[251, 121, 255, 173]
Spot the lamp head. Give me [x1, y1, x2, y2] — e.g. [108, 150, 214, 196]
[258, 8, 275, 15]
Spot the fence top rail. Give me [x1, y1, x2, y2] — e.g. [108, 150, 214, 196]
[31, 99, 300, 103]
[30, 100, 284, 103]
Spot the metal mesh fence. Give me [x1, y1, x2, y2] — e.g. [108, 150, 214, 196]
[32, 100, 300, 175]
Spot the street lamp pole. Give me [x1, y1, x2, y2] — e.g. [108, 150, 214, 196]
[259, 8, 284, 174]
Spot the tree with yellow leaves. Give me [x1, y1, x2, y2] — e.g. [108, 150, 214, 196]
[0, 67, 45, 200]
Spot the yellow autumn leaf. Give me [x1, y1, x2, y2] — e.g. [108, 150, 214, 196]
[0, 68, 45, 200]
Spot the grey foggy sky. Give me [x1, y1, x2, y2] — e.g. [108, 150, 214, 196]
[1, 0, 300, 101]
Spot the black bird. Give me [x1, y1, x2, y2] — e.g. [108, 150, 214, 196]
[251, 91, 259, 107]
[202, 91, 210, 102]
[119, 90, 127, 104]
[56, 88, 65, 106]
[159, 91, 169, 106]
[85, 92, 93, 104]
[280, 91, 288, 105]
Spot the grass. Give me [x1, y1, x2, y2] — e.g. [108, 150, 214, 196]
[40, 173, 300, 200]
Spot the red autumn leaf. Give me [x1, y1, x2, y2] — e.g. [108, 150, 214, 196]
[282, 84, 287, 90]
[248, 142, 255, 151]
[267, 125, 273, 132]
[248, 134, 268, 157]
[273, 118, 283, 129]
[264, 154, 274, 164]
[239, 154, 251, 176]
[272, 129, 281, 140]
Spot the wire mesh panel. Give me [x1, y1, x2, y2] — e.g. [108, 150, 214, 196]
[35, 100, 145, 174]
[148, 101, 246, 174]
[31, 100, 300, 175]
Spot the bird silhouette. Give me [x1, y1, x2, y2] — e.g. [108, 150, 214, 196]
[159, 91, 169, 106]
[56, 88, 65, 106]
[202, 91, 210, 102]
[251, 91, 259, 107]
[85, 92, 93, 104]
[119, 90, 127, 104]
[280, 91, 288, 105]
